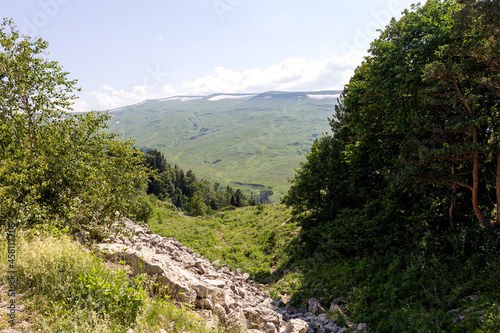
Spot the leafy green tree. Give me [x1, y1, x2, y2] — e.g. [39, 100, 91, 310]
[0, 19, 150, 238]
[189, 194, 208, 216]
[128, 194, 155, 223]
[248, 193, 256, 206]
[283, 136, 351, 220]
[143, 149, 168, 173]
[258, 189, 274, 204]
[284, 0, 461, 252]
[142, 147, 254, 212]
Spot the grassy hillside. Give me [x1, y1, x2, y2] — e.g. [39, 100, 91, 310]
[107, 91, 339, 199]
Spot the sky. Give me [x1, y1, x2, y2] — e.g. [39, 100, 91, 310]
[2, 0, 422, 111]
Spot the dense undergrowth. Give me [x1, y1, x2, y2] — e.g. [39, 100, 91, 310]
[279, 227, 500, 332]
[0, 227, 221, 332]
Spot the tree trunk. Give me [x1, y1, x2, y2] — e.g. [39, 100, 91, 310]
[496, 125, 500, 226]
[449, 163, 457, 229]
[472, 148, 490, 227]
[453, 80, 490, 227]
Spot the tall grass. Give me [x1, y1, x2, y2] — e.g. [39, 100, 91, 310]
[0, 228, 221, 332]
[148, 202, 298, 280]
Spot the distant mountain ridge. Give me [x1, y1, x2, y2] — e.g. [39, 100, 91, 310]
[107, 90, 340, 199]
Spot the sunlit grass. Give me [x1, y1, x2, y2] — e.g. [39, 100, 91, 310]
[148, 202, 298, 280]
[0, 228, 221, 332]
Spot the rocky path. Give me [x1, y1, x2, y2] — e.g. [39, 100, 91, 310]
[97, 218, 367, 333]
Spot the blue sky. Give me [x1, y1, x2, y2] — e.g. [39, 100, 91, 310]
[2, 0, 422, 111]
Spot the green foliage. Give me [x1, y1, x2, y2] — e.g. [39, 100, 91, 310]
[144, 197, 500, 332]
[328, 311, 349, 329]
[284, 0, 500, 254]
[147, 203, 297, 280]
[0, 19, 151, 239]
[143, 149, 255, 215]
[141, 297, 220, 333]
[189, 194, 209, 216]
[281, 1, 500, 331]
[75, 269, 146, 324]
[277, 226, 500, 332]
[0, 231, 144, 327]
[284, 136, 352, 219]
[128, 194, 155, 223]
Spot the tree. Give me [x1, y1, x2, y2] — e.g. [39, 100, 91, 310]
[0, 19, 79, 152]
[189, 194, 208, 216]
[420, 0, 500, 227]
[0, 19, 150, 238]
[287, 0, 500, 235]
[284, 0, 462, 252]
[454, 0, 500, 226]
[283, 136, 351, 219]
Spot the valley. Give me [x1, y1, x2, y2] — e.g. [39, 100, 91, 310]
[107, 91, 340, 199]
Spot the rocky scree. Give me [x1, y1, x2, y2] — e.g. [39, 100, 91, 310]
[95, 218, 366, 333]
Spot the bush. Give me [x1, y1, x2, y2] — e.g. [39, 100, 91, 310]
[129, 194, 155, 223]
[75, 269, 146, 324]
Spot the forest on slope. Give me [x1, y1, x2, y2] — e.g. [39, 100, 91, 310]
[280, 0, 500, 331]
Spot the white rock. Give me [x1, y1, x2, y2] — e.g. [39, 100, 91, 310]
[204, 279, 226, 288]
[284, 318, 308, 333]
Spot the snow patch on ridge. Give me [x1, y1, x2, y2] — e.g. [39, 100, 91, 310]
[160, 96, 203, 102]
[208, 94, 256, 101]
[307, 94, 340, 100]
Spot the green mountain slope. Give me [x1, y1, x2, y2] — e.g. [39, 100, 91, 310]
[107, 91, 339, 199]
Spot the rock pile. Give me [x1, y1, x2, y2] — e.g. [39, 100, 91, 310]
[96, 218, 365, 333]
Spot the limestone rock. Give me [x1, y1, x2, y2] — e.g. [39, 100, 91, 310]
[357, 323, 368, 331]
[329, 301, 341, 313]
[225, 309, 247, 333]
[324, 322, 339, 333]
[316, 313, 330, 326]
[263, 322, 278, 333]
[284, 318, 308, 333]
[308, 298, 326, 314]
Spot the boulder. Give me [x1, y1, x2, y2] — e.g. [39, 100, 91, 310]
[357, 323, 368, 331]
[329, 301, 342, 313]
[324, 322, 339, 333]
[284, 318, 308, 333]
[317, 313, 330, 326]
[263, 322, 277, 333]
[308, 298, 326, 314]
[225, 309, 247, 333]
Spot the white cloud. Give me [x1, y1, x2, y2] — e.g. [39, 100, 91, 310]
[76, 85, 162, 111]
[161, 84, 176, 95]
[180, 52, 365, 95]
[75, 52, 365, 112]
[71, 98, 89, 112]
